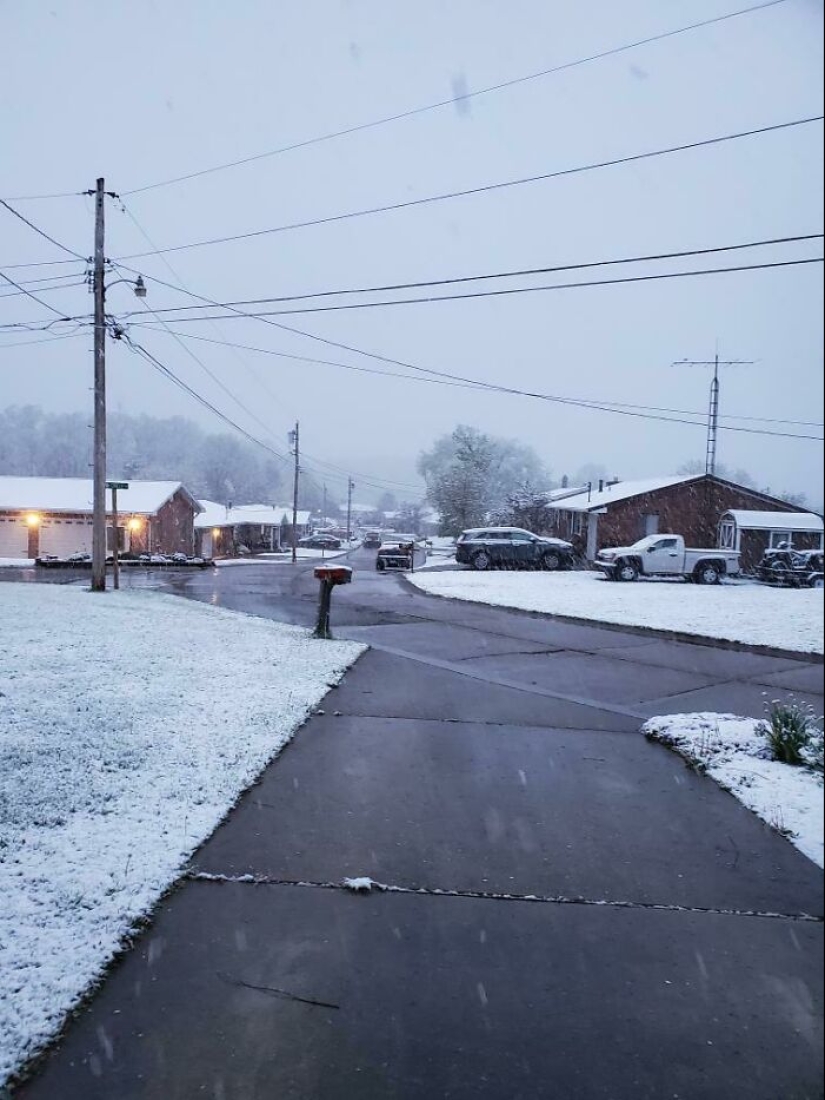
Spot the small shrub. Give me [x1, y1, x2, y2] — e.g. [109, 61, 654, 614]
[761, 700, 822, 767]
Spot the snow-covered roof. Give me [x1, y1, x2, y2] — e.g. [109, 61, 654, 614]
[547, 475, 699, 513]
[0, 477, 200, 515]
[722, 510, 824, 533]
[195, 501, 311, 529]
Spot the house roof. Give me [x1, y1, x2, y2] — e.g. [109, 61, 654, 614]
[547, 475, 698, 513]
[722, 510, 824, 533]
[0, 477, 201, 515]
[195, 501, 311, 529]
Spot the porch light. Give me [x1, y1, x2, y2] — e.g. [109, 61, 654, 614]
[25, 513, 41, 528]
[127, 517, 142, 532]
[212, 528, 221, 539]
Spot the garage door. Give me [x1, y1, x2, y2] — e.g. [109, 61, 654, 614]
[39, 518, 93, 558]
[0, 517, 28, 558]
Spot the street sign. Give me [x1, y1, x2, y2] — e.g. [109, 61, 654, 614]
[106, 481, 129, 490]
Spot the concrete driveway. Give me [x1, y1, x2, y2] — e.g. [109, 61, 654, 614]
[13, 550, 824, 1099]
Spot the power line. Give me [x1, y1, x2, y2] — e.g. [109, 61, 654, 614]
[0, 331, 90, 350]
[0, 199, 87, 262]
[0, 270, 79, 319]
[121, 318, 822, 442]
[111, 264, 824, 442]
[121, 336, 291, 466]
[114, 116, 824, 260]
[116, 200, 288, 414]
[123, 335, 423, 493]
[118, 234, 824, 318]
[120, 0, 790, 196]
[124, 256, 825, 321]
[0, 278, 88, 300]
[0, 190, 84, 202]
[122, 325, 823, 429]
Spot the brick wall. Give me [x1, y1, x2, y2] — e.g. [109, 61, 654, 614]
[549, 477, 807, 558]
[146, 490, 196, 556]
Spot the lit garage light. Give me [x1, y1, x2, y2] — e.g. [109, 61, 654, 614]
[127, 517, 143, 532]
[212, 528, 222, 539]
[25, 513, 41, 528]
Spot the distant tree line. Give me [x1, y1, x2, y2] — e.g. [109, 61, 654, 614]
[0, 405, 305, 506]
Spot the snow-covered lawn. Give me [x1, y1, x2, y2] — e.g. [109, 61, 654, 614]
[409, 569, 824, 654]
[644, 713, 824, 868]
[0, 559, 34, 568]
[0, 583, 364, 1087]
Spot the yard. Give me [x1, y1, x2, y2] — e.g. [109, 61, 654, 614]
[0, 583, 364, 1087]
[409, 569, 824, 655]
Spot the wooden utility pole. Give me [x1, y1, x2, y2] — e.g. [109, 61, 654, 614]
[346, 477, 355, 541]
[289, 421, 300, 564]
[107, 481, 128, 590]
[91, 177, 107, 592]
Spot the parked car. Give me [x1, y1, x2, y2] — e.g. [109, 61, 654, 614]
[363, 532, 382, 549]
[756, 548, 824, 588]
[298, 534, 342, 550]
[376, 535, 427, 572]
[594, 535, 740, 584]
[455, 528, 574, 571]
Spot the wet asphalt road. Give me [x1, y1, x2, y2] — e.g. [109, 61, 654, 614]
[10, 551, 825, 1099]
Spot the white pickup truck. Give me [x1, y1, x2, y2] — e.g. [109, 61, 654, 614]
[594, 534, 740, 584]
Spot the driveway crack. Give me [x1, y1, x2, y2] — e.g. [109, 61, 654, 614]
[186, 872, 822, 924]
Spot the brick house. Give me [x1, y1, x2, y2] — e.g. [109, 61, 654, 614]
[195, 501, 311, 558]
[0, 477, 201, 560]
[544, 474, 815, 568]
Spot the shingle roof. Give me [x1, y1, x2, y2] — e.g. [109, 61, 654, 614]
[0, 477, 200, 515]
[547, 475, 698, 512]
[195, 501, 311, 529]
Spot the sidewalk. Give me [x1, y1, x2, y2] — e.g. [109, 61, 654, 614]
[14, 635, 824, 1099]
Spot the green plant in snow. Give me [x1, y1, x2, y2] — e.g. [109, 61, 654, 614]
[760, 699, 822, 768]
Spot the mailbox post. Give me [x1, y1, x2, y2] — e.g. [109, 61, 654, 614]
[313, 564, 353, 639]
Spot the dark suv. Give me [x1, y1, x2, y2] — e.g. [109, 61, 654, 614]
[455, 527, 574, 571]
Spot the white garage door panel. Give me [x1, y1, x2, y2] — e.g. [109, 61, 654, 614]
[40, 519, 93, 558]
[0, 518, 28, 558]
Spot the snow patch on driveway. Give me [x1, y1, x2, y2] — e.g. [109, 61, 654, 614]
[409, 570, 824, 654]
[644, 713, 824, 868]
[0, 582, 364, 1086]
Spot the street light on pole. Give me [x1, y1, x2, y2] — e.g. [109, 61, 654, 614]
[88, 176, 148, 592]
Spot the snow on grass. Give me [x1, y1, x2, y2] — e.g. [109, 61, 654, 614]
[0, 582, 364, 1086]
[0, 559, 33, 568]
[644, 713, 824, 867]
[409, 569, 824, 654]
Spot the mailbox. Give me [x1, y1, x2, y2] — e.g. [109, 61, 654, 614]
[314, 565, 353, 585]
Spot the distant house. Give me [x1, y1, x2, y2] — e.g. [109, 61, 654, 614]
[543, 474, 813, 564]
[195, 502, 311, 558]
[0, 477, 201, 561]
[719, 510, 824, 572]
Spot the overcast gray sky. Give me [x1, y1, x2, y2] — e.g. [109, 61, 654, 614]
[2, 0, 823, 505]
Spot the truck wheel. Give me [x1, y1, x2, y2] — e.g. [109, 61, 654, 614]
[616, 560, 639, 582]
[695, 562, 722, 585]
[541, 551, 562, 571]
[376, 558, 386, 572]
[472, 550, 491, 571]
[811, 575, 824, 590]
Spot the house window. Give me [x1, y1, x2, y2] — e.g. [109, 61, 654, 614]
[643, 514, 660, 537]
[769, 530, 793, 549]
[719, 521, 736, 550]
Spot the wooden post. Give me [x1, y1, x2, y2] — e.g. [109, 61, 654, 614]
[91, 177, 107, 592]
[111, 485, 119, 589]
[314, 578, 333, 639]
